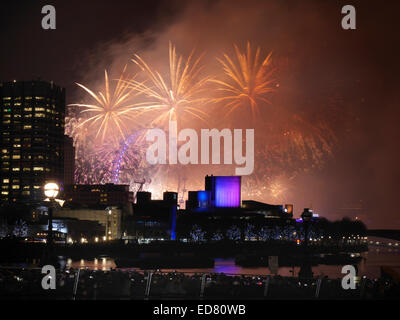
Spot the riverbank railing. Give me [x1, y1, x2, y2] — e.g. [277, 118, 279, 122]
[0, 267, 388, 300]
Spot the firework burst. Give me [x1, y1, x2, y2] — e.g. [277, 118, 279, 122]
[211, 42, 275, 118]
[69, 66, 143, 144]
[129, 42, 210, 128]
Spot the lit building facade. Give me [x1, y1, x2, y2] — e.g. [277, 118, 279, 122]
[0, 80, 65, 204]
[63, 184, 134, 206]
[53, 207, 122, 240]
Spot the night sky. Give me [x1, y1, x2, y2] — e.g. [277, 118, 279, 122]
[1, 0, 400, 229]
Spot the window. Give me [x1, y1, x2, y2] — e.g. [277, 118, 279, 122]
[23, 125, 32, 130]
[3, 179, 9, 183]
[33, 167, 44, 171]
[12, 155, 21, 159]
[12, 185, 19, 190]
[12, 167, 20, 171]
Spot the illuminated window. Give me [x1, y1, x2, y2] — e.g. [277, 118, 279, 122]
[1, 191, 8, 195]
[33, 167, 44, 171]
[24, 114, 32, 118]
[2, 97, 11, 100]
[23, 186, 30, 189]
[3, 179, 9, 183]
[2, 149, 8, 154]
[14, 102, 21, 106]
[34, 113, 46, 118]
[23, 125, 32, 130]
[12, 185, 19, 190]
[13, 114, 21, 118]
[23, 167, 31, 172]
[3, 114, 11, 118]
[3, 120, 11, 124]
[1, 155, 10, 160]
[33, 186, 40, 189]
[25, 96, 32, 100]
[35, 96, 44, 100]
[13, 138, 21, 142]
[12, 167, 20, 171]
[35, 107, 45, 111]
[13, 144, 21, 148]
[12, 155, 21, 159]
[24, 107, 32, 112]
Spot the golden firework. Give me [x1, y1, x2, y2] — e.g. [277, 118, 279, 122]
[211, 42, 275, 118]
[69, 66, 143, 143]
[129, 42, 210, 128]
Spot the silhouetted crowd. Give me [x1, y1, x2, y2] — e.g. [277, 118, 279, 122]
[0, 267, 398, 300]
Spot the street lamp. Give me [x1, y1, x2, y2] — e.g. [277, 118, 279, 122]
[301, 208, 313, 247]
[43, 182, 59, 266]
[299, 208, 314, 279]
[44, 182, 59, 199]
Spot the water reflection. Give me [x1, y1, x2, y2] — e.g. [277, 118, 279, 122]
[63, 250, 399, 279]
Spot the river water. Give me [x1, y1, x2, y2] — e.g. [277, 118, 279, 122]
[65, 237, 400, 279]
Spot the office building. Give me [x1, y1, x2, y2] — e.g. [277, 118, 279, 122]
[63, 135, 75, 185]
[0, 80, 65, 204]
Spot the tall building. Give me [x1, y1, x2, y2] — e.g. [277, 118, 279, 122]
[0, 80, 66, 204]
[63, 135, 75, 185]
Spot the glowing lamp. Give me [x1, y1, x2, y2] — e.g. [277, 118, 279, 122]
[44, 182, 59, 199]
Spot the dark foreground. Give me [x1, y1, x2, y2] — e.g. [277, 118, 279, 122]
[0, 267, 398, 300]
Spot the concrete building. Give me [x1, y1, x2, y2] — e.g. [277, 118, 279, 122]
[53, 207, 122, 240]
[63, 184, 133, 207]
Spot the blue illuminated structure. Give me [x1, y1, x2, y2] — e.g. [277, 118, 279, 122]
[206, 175, 241, 208]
